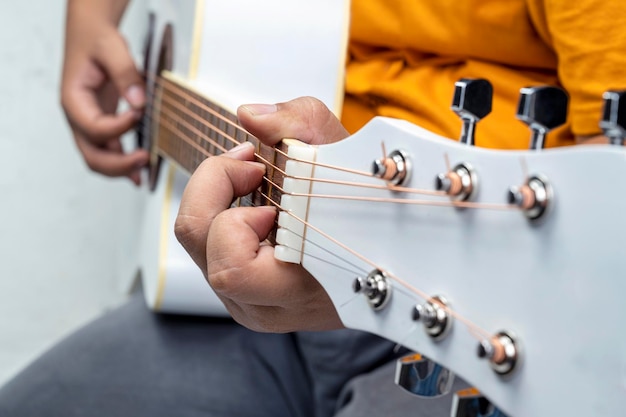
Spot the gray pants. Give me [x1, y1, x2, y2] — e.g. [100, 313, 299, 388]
[0, 292, 464, 416]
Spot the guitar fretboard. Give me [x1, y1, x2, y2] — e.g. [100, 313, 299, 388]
[151, 73, 288, 210]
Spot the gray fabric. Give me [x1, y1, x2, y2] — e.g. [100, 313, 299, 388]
[0, 291, 462, 417]
[296, 330, 404, 417]
[335, 359, 470, 417]
[0, 293, 312, 417]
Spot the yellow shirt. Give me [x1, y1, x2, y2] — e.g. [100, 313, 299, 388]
[343, 0, 626, 149]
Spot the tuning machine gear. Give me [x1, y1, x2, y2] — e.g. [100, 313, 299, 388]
[371, 149, 411, 186]
[353, 269, 392, 311]
[435, 163, 477, 201]
[516, 86, 568, 150]
[507, 174, 552, 220]
[451, 78, 493, 146]
[412, 295, 453, 341]
[476, 331, 520, 377]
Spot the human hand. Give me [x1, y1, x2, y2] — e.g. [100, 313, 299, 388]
[175, 97, 350, 332]
[61, 0, 149, 185]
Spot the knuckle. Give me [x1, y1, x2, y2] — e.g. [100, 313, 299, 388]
[300, 95, 324, 107]
[174, 214, 198, 250]
[206, 265, 240, 295]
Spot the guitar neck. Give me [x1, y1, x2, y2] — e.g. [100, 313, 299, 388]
[149, 71, 288, 209]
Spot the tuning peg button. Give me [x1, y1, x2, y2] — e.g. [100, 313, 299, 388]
[600, 90, 626, 145]
[507, 174, 552, 220]
[371, 149, 411, 186]
[434, 162, 477, 201]
[451, 78, 493, 146]
[516, 86, 569, 150]
[476, 331, 520, 376]
[353, 269, 392, 311]
[411, 295, 453, 341]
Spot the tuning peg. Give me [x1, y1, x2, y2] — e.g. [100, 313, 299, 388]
[434, 162, 477, 201]
[411, 295, 453, 341]
[451, 387, 507, 417]
[507, 174, 552, 220]
[451, 78, 493, 146]
[394, 353, 455, 398]
[599, 90, 626, 145]
[352, 269, 392, 311]
[516, 86, 568, 150]
[476, 331, 520, 376]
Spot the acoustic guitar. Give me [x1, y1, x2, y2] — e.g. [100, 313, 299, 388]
[136, 0, 626, 415]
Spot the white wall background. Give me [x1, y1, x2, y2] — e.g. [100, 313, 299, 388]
[0, 0, 148, 385]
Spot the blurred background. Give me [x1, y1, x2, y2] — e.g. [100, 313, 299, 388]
[0, 0, 149, 385]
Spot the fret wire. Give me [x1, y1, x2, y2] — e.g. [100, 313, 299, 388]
[218, 106, 226, 152]
[157, 79, 372, 187]
[191, 97, 207, 169]
[160, 99, 227, 155]
[158, 118, 212, 173]
[202, 102, 215, 156]
[154, 75, 287, 196]
[206, 101, 217, 156]
[158, 77, 243, 133]
[155, 85, 274, 174]
[158, 76, 268, 157]
[166, 78, 240, 154]
[157, 102, 280, 198]
[159, 89, 234, 157]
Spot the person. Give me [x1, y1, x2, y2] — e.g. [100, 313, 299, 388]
[178, 0, 626, 334]
[0, 1, 450, 416]
[1, 0, 624, 416]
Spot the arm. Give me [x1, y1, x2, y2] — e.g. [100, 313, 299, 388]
[535, 0, 626, 144]
[61, 0, 149, 185]
[175, 97, 349, 332]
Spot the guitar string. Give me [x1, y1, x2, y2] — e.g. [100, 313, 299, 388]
[147, 77, 516, 211]
[152, 110, 498, 341]
[260, 189, 493, 341]
[149, 106, 495, 341]
[154, 77, 401, 180]
[152, 102, 514, 211]
[140, 76, 513, 341]
[142, 84, 451, 197]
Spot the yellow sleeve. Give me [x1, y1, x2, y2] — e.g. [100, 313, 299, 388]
[537, 0, 626, 136]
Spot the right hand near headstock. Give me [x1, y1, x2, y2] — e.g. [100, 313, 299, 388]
[175, 97, 349, 332]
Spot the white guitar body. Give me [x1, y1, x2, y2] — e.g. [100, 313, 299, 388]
[137, 0, 350, 315]
[134, 0, 626, 415]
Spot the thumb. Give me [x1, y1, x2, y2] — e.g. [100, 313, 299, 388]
[237, 96, 349, 147]
[93, 30, 145, 109]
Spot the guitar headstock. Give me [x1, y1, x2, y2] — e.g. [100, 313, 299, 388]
[275, 85, 626, 416]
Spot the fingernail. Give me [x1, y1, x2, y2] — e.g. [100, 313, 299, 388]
[126, 85, 146, 108]
[242, 103, 277, 116]
[227, 141, 254, 154]
[245, 161, 267, 172]
[257, 205, 277, 212]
